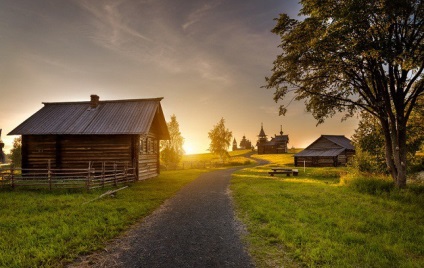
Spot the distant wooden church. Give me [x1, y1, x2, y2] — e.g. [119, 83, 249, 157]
[294, 135, 355, 167]
[232, 135, 253, 151]
[256, 124, 289, 154]
[8, 95, 170, 180]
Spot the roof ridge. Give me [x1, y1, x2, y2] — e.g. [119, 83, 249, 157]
[42, 97, 164, 105]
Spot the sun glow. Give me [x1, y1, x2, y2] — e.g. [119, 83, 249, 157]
[183, 142, 195, 155]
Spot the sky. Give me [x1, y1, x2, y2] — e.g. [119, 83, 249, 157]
[0, 0, 359, 154]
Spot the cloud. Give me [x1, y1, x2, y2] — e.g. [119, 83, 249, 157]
[182, 3, 218, 31]
[75, 0, 154, 54]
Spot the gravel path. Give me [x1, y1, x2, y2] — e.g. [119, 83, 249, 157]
[71, 166, 255, 268]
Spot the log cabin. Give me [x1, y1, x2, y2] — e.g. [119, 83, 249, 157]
[8, 95, 170, 180]
[294, 135, 355, 167]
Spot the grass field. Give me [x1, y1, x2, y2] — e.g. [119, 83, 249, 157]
[181, 149, 254, 168]
[0, 169, 208, 268]
[231, 153, 424, 267]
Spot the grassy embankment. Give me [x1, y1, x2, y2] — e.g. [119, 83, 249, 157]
[231, 153, 424, 267]
[0, 150, 253, 267]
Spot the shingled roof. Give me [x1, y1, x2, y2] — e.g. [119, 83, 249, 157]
[9, 95, 170, 139]
[294, 135, 354, 157]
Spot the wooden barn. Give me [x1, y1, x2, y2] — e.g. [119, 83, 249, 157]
[8, 95, 170, 180]
[294, 135, 355, 167]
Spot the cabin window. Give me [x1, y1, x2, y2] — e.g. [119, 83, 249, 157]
[140, 138, 148, 154]
[154, 140, 158, 153]
[148, 138, 154, 153]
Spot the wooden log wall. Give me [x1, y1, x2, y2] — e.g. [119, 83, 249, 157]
[60, 135, 133, 170]
[22, 133, 163, 181]
[22, 135, 56, 169]
[23, 135, 135, 171]
[138, 133, 159, 180]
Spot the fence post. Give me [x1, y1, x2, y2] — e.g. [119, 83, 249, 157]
[48, 159, 52, 190]
[114, 162, 117, 187]
[101, 162, 105, 188]
[87, 161, 91, 190]
[133, 158, 137, 182]
[11, 164, 14, 189]
[124, 163, 127, 183]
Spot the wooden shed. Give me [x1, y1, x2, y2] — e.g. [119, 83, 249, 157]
[8, 95, 170, 180]
[294, 135, 355, 167]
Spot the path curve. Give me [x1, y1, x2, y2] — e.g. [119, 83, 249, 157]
[71, 162, 265, 267]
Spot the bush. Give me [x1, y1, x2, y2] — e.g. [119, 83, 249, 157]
[349, 177, 395, 195]
[348, 148, 387, 174]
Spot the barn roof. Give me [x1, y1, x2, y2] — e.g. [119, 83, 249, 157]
[8, 96, 170, 139]
[294, 135, 354, 157]
[323, 135, 354, 150]
[294, 148, 346, 157]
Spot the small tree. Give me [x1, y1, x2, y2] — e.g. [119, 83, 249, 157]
[10, 137, 22, 167]
[351, 112, 388, 173]
[208, 118, 232, 162]
[160, 115, 184, 169]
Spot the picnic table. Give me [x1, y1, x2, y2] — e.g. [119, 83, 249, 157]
[268, 168, 298, 177]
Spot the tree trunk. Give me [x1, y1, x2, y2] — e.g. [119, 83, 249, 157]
[380, 117, 407, 188]
[393, 119, 408, 188]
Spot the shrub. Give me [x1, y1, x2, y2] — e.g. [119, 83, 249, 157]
[349, 177, 395, 195]
[348, 148, 387, 174]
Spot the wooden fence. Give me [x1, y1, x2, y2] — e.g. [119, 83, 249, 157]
[0, 161, 136, 190]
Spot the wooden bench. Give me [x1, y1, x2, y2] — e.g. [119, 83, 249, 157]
[268, 168, 299, 177]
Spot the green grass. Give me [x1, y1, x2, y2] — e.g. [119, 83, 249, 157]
[0, 169, 207, 268]
[231, 154, 424, 267]
[181, 149, 254, 168]
[182, 149, 252, 162]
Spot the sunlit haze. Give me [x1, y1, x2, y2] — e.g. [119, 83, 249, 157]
[0, 0, 358, 154]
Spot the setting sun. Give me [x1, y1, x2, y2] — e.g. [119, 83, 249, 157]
[183, 142, 195, 155]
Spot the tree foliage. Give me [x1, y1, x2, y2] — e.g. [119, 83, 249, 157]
[10, 137, 22, 167]
[160, 115, 185, 170]
[208, 118, 232, 162]
[352, 96, 424, 173]
[351, 112, 392, 173]
[265, 0, 424, 187]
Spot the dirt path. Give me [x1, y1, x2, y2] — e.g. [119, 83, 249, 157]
[71, 166, 257, 268]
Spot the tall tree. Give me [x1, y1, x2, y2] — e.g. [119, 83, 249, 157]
[208, 118, 233, 162]
[265, 0, 424, 187]
[160, 115, 185, 169]
[10, 137, 22, 167]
